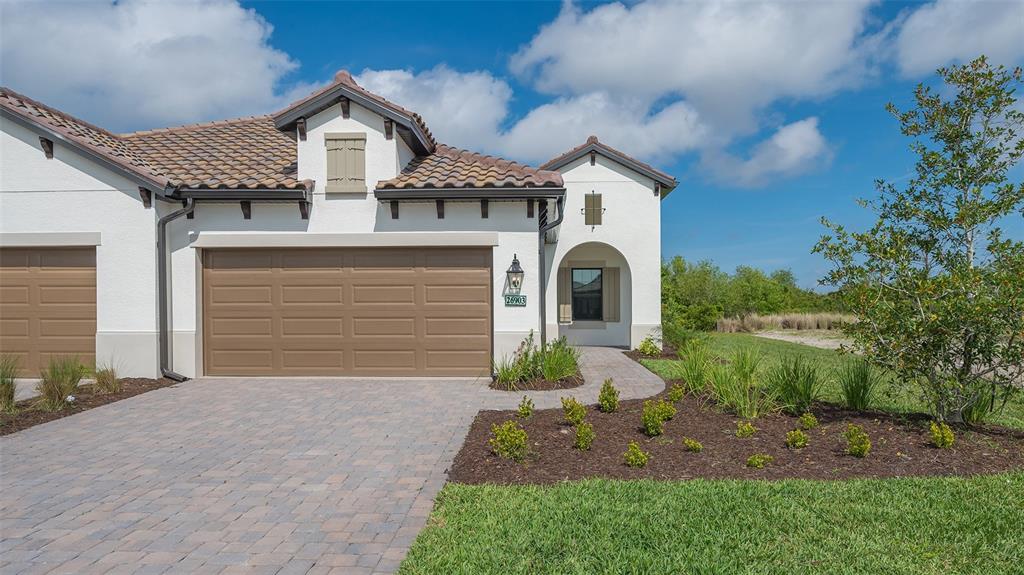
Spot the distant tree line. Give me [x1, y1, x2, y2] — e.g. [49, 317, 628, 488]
[661, 256, 847, 330]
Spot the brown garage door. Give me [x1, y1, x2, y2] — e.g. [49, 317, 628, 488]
[0, 247, 97, 377]
[203, 247, 492, 377]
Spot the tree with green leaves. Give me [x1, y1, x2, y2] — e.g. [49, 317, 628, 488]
[815, 57, 1024, 422]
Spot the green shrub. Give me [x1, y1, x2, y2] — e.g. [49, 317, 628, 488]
[541, 337, 580, 382]
[785, 429, 809, 449]
[844, 424, 872, 458]
[36, 356, 86, 411]
[489, 420, 529, 462]
[677, 340, 711, 393]
[682, 437, 703, 453]
[798, 412, 819, 430]
[93, 363, 121, 394]
[667, 383, 685, 403]
[598, 379, 619, 413]
[839, 359, 883, 411]
[623, 441, 649, 468]
[710, 349, 774, 419]
[561, 397, 586, 426]
[735, 420, 756, 438]
[0, 355, 18, 413]
[517, 395, 534, 419]
[636, 336, 661, 357]
[746, 454, 774, 469]
[930, 421, 955, 449]
[766, 355, 821, 415]
[660, 316, 708, 348]
[574, 422, 595, 451]
[641, 400, 665, 436]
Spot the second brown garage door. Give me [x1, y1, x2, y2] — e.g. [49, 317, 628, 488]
[203, 247, 492, 377]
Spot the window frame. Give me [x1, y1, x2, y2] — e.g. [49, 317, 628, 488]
[570, 267, 604, 321]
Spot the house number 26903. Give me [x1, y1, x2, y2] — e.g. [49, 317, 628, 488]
[504, 294, 527, 307]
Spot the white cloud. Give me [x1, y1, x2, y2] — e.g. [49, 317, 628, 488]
[355, 66, 512, 153]
[896, 0, 1024, 76]
[703, 118, 832, 187]
[0, 0, 302, 132]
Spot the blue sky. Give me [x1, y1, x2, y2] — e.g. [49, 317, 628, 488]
[2, 0, 1022, 289]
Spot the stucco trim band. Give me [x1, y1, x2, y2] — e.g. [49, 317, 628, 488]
[190, 231, 500, 249]
[0, 232, 102, 247]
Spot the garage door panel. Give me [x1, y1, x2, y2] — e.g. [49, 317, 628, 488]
[0, 248, 96, 376]
[203, 247, 491, 376]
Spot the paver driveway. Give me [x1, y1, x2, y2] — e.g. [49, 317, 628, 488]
[0, 347, 662, 574]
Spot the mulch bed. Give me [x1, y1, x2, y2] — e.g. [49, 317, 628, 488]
[0, 378, 178, 436]
[449, 388, 1024, 484]
[488, 370, 584, 391]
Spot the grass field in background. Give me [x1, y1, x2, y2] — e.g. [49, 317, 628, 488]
[642, 332, 1024, 430]
[398, 474, 1024, 575]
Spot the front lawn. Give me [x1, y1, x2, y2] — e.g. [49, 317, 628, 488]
[399, 473, 1024, 574]
[643, 332, 1024, 430]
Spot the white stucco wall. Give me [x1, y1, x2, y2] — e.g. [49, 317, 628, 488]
[0, 119, 160, 377]
[544, 154, 663, 349]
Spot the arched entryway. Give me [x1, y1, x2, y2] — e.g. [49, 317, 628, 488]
[554, 242, 632, 347]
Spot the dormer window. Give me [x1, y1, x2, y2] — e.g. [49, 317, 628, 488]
[325, 132, 366, 193]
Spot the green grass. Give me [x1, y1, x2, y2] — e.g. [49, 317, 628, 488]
[399, 474, 1024, 574]
[644, 333, 1024, 430]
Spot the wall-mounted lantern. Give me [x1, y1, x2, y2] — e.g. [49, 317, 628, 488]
[506, 254, 525, 293]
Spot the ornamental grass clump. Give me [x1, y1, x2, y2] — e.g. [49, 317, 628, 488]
[746, 454, 774, 469]
[682, 438, 703, 453]
[541, 337, 580, 382]
[766, 355, 821, 415]
[798, 412, 819, 430]
[735, 420, 756, 438]
[844, 424, 872, 458]
[517, 395, 534, 419]
[93, 363, 121, 394]
[598, 379, 619, 413]
[489, 420, 529, 462]
[667, 383, 685, 403]
[561, 397, 586, 426]
[493, 332, 580, 390]
[0, 355, 18, 413]
[838, 359, 883, 411]
[574, 422, 595, 451]
[623, 441, 649, 468]
[930, 421, 955, 449]
[36, 356, 86, 412]
[677, 340, 711, 393]
[785, 429, 809, 449]
[710, 348, 774, 419]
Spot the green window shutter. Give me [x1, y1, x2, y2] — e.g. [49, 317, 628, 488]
[558, 267, 572, 324]
[603, 267, 620, 322]
[325, 133, 367, 193]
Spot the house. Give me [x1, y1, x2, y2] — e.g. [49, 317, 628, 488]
[0, 71, 676, 379]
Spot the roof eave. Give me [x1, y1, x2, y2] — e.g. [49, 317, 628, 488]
[541, 143, 678, 195]
[374, 187, 566, 201]
[1, 107, 171, 194]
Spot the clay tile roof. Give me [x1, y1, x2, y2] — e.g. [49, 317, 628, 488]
[0, 86, 168, 188]
[376, 144, 564, 190]
[540, 135, 677, 190]
[121, 117, 302, 190]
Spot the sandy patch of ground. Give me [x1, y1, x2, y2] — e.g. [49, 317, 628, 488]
[754, 330, 850, 350]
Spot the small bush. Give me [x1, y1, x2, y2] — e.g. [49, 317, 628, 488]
[0, 355, 18, 413]
[636, 336, 661, 357]
[930, 421, 955, 449]
[574, 422, 595, 451]
[598, 379, 619, 413]
[657, 399, 676, 421]
[798, 412, 819, 430]
[785, 429, 809, 449]
[489, 420, 529, 462]
[36, 356, 86, 412]
[93, 364, 121, 394]
[623, 441, 649, 468]
[661, 316, 709, 348]
[735, 420, 756, 438]
[682, 437, 703, 453]
[561, 397, 586, 426]
[667, 383, 685, 403]
[641, 400, 665, 436]
[746, 454, 774, 469]
[839, 359, 883, 411]
[766, 355, 821, 415]
[844, 424, 872, 458]
[677, 340, 711, 393]
[517, 395, 534, 419]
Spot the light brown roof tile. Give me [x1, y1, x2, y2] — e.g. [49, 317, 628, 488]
[376, 144, 563, 190]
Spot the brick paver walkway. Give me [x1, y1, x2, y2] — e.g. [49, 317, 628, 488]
[1, 347, 662, 574]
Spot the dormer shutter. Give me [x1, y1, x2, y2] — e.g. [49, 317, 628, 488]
[584, 193, 603, 226]
[325, 132, 366, 193]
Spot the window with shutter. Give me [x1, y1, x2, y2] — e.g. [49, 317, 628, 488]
[325, 132, 367, 193]
[583, 193, 603, 226]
